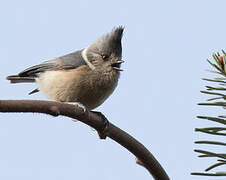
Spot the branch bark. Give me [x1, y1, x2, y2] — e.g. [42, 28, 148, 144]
[0, 100, 169, 180]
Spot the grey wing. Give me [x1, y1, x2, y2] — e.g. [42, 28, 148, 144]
[19, 49, 86, 77]
[7, 49, 87, 95]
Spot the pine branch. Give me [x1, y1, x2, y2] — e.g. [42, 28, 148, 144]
[191, 172, 226, 176]
[195, 140, 226, 146]
[193, 51, 226, 177]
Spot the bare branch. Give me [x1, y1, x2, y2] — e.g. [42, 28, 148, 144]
[0, 100, 169, 180]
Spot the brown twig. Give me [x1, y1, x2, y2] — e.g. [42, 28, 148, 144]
[0, 100, 169, 180]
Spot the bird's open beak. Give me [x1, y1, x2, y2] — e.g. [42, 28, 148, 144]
[111, 60, 124, 71]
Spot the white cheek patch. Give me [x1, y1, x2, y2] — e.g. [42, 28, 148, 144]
[81, 48, 96, 70]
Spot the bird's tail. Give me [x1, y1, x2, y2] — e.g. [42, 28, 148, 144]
[6, 75, 35, 83]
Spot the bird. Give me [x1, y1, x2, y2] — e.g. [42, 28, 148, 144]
[7, 26, 124, 110]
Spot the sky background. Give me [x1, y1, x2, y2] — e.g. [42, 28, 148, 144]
[0, 0, 225, 179]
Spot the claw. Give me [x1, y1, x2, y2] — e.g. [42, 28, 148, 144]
[66, 102, 87, 122]
[74, 102, 86, 112]
[66, 102, 86, 112]
[91, 111, 109, 139]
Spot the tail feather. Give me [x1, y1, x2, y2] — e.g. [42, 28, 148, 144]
[29, 88, 39, 95]
[6, 75, 35, 83]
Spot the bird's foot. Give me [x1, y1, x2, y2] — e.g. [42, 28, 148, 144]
[65, 102, 86, 112]
[66, 102, 87, 122]
[91, 111, 109, 139]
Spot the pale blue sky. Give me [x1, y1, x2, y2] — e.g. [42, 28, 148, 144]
[0, 0, 225, 179]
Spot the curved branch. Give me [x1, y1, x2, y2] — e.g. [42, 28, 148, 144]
[0, 100, 169, 180]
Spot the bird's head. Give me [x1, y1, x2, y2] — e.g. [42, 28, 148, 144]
[83, 26, 124, 72]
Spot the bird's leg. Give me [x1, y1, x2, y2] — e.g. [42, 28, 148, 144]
[91, 111, 109, 139]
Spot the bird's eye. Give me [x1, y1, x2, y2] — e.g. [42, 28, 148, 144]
[101, 54, 109, 61]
